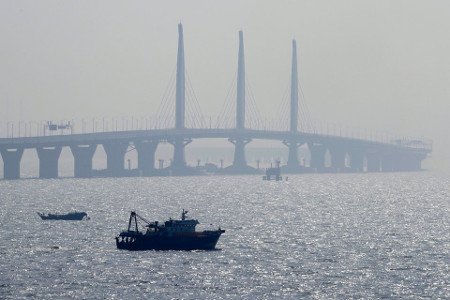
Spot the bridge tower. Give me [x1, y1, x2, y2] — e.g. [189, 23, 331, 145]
[229, 31, 251, 172]
[283, 39, 304, 171]
[236, 31, 245, 131]
[175, 23, 186, 130]
[170, 23, 192, 174]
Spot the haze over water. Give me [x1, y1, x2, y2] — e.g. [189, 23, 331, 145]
[1, 171, 448, 299]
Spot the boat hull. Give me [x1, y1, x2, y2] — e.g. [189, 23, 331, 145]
[116, 231, 224, 251]
[37, 212, 87, 220]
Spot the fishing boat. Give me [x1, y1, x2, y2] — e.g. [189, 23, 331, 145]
[116, 210, 225, 251]
[37, 211, 88, 220]
[263, 166, 282, 181]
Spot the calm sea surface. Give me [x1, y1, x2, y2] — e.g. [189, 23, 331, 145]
[0, 172, 449, 299]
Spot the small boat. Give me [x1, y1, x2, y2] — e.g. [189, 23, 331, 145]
[116, 210, 225, 251]
[263, 167, 282, 181]
[37, 211, 89, 220]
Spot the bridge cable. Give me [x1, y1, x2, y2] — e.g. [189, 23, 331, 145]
[216, 73, 237, 128]
[186, 70, 206, 128]
[246, 81, 264, 130]
[155, 65, 177, 128]
[298, 81, 315, 133]
[276, 83, 290, 131]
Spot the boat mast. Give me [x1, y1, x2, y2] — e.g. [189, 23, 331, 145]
[182, 209, 188, 220]
[128, 211, 139, 233]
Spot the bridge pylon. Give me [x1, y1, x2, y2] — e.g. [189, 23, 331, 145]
[170, 23, 192, 173]
[225, 31, 256, 174]
[283, 40, 305, 173]
[289, 39, 299, 134]
[175, 23, 186, 130]
[236, 31, 246, 131]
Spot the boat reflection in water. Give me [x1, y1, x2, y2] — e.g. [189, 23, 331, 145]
[37, 211, 89, 220]
[116, 210, 225, 251]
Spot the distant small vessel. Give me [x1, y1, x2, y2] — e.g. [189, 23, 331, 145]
[116, 210, 225, 251]
[37, 211, 88, 220]
[263, 164, 282, 181]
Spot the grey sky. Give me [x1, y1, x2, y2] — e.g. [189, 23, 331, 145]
[1, 1, 449, 168]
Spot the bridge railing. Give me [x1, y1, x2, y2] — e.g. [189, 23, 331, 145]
[0, 116, 174, 138]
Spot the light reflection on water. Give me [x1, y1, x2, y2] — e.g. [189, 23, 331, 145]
[0, 172, 449, 299]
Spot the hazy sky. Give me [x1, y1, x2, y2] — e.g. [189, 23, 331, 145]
[1, 1, 449, 168]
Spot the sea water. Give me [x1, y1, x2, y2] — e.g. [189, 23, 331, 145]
[0, 172, 449, 299]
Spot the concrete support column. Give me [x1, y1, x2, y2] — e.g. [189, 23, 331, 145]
[37, 146, 62, 179]
[103, 141, 128, 176]
[411, 155, 423, 171]
[381, 154, 396, 172]
[283, 140, 304, 170]
[308, 143, 327, 172]
[366, 153, 381, 172]
[0, 147, 24, 179]
[70, 144, 97, 178]
[410, 155, 423, 171]
[349, 151, 364, 172]
[135, 140, 158, 176]
[329, 146, 347, 172]
[170, 138, 192, 173]
[397, 154, 412, 171]
[395, 153, 423, 171]
[395, 155, 406, 171]
[229, 138, 251, 170]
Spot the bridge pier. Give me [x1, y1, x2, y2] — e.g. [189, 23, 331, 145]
[170, 138, 192, 174]
[410, 154, 423, 171]
[0, 147, 24, 179]
[283, 140, 304, 171]
[70, 144, 97, 178]
[394, 153, 423, 171]
[366, 153, 381, 172]
[135, 140, 159, 176]
[409, 154, 423, 171]
[103, 141, 129, 176]
[397, 154, 413, 171]
[329, 145, 347, 172]
[229, 138, 251, 171]
[348, 150, 364, 172]
[381, 154, 396, 172]
[308, 143, 327, 172]
[37, 146, 62, 179]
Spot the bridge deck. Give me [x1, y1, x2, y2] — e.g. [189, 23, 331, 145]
[0, 128, 432, 154]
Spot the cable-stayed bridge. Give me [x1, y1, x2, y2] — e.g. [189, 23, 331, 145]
[0, 24, 432, 179]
